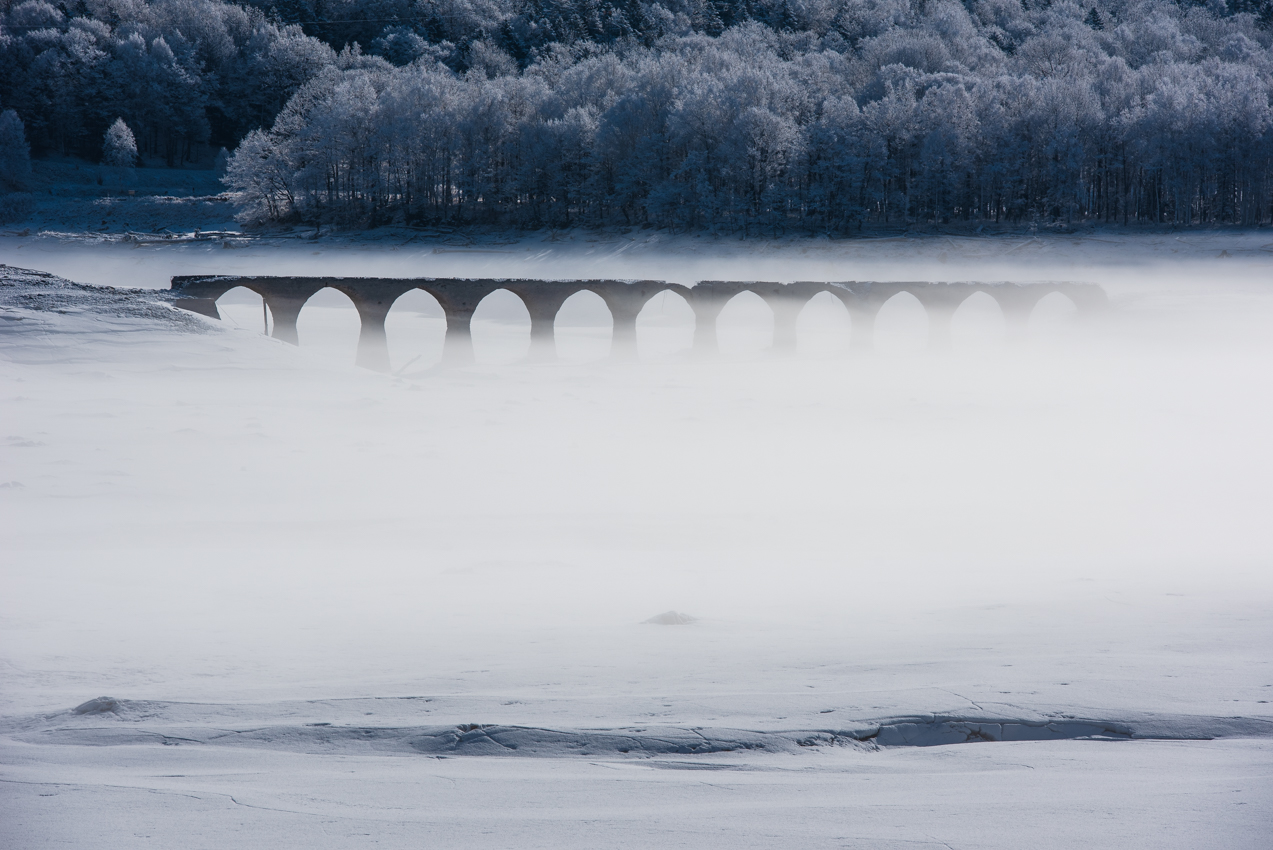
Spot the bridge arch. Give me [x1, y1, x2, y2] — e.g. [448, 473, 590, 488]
[1029, 289, 1080, 338]
[796, 290, 853, 355]
[949, 289, 1007, 351]
[383, 287, 447, 372]
[213, 285, 272, 335]
[635, 288, 695, 359]
[874, 289, 929, 355]
[296, 286, 362, 361]
[716, 290, 774, 355]
[471, 287, 533, 364]
[554, 289, 613, 362]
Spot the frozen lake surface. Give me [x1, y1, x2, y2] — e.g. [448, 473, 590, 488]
[1, 233, 1271, 847]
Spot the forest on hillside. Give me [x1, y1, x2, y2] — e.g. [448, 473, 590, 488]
[2, 0, 1272, 231]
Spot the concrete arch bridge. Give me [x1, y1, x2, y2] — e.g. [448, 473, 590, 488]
[169, 276, 1106, 371]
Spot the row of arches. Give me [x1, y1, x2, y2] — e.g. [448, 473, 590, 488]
[206, 283, 1083, 371]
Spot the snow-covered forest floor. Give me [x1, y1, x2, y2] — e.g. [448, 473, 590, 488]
[1, 234, 1272, 847]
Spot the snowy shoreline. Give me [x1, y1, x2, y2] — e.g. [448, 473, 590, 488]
[3, 227, 1272, 298]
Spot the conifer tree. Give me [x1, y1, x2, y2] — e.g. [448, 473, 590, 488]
[102, 119, 138, 169]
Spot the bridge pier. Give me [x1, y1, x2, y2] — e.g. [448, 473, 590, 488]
[846, 304, 876, 352]
[355, 311, 391, 371]
[689, 295, 728, 355]
[441, 310, 475, 365]
[912, 288, 966, 352]
[429, 285, 493, 367]
[345, 296, 397, 372]
[926, 308, 954, 351]
[597, 288, 649, 360]
[1000, 300, 1036, 345]
[523, 294, 570, 363]
[609, 304, 642, 359]
[262, 294, 309, 345]
[763, 295, 808, 353]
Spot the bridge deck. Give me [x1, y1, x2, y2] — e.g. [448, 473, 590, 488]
[169, 276, 1106, 370]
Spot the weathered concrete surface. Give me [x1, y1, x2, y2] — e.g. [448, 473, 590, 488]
[169, 276, 1106, 370]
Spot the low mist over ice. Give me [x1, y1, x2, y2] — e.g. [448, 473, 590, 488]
[3, 230, 1270, 697]
[2, 232, 1272, 848]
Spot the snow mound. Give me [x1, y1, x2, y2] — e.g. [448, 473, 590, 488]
[0, 265, 206, 332]
[72, 696, 120, 715]
[643, 611, 697, 625]
[0, 264, 221, 365]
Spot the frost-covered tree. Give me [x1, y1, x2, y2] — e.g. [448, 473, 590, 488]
[0, 0, 338, 162]
[223, 129, 297, 222]
[5, 0, 1269, 231]
[102, 118, 138, 168]
[0, 109, 33, 190]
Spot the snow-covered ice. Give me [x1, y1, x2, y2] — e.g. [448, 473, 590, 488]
[1, 232, 1271, 848]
